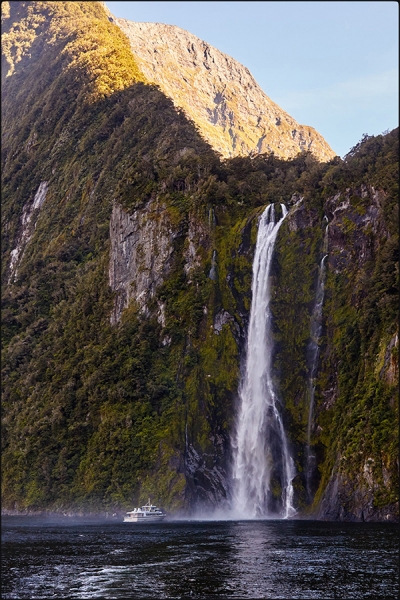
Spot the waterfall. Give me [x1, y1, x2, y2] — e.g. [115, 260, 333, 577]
[209, 207, 216, 228]
[209, 250, 217, 280]
[231, 203, 296, 519]
[305, 218, 329, 502]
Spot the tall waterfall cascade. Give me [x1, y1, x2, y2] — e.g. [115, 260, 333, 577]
[305, 218, 329, 501]
[231, 203, 296, 519]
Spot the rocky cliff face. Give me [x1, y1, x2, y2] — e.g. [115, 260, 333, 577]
[109, 200, 175, 324]
[316, 470, 398, 522]
[315, 185, 398, 521]
[7, 181, 48, 283]
[273, 175, 398, 522]
[114, 19, 336, 162]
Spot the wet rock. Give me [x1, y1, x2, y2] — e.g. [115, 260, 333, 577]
[316, 471, 399, 522]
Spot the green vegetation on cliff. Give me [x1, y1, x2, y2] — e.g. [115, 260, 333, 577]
[1, 2, 398, 519]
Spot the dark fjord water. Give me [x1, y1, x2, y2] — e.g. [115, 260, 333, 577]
[1, 517, 398, 599]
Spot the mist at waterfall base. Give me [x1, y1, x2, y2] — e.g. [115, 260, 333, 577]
[2, 516, 398, 599]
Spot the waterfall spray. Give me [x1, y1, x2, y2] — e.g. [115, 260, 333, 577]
[305, 218, 329, 502]
[232, 203, 296, 519]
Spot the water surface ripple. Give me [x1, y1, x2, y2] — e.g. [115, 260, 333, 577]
[2, 517, 398, 599]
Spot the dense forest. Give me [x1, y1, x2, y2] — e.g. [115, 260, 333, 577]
[1, 1, 398, 520]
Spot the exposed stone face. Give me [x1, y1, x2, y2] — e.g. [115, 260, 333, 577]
[320, 186, 392, 404]
[184, 437, 230, 512]
[184, 215, 209, 278]
[286, 195, 320, 231]
[316, 471, 399, 522]
[325, 185, 388, 276]
[109, 200, 175, 324]
[8, 181, 48, 282]
[213, 309, 233, 334]
[109, 200, 215, 325]
[115, 19, 336, 162]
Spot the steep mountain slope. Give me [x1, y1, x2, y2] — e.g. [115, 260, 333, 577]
[114, 18, 336, 162]
[1, 1, 398, 520]
[1, 0, 219, 512]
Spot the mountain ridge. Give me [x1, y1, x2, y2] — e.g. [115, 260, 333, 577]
[114, 17, 336, 161]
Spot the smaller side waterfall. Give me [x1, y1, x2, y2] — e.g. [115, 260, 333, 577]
[209, 250, 217, 280]
[305, 218, 329, 502]
[231, 203, 296, 519]
[209, 207, 216, 228]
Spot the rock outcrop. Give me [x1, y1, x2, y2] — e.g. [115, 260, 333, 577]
[8, 181, 48, 283]
[109, 200, 175, 324]
[115, 19, 336, 162]
[317, 470, 399, 522]
[325, 185, 388, 275]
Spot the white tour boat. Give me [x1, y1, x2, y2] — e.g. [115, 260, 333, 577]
[123, 499, 166, 522]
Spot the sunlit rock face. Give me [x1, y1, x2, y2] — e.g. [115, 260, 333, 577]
[115, 19, 336, 162]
